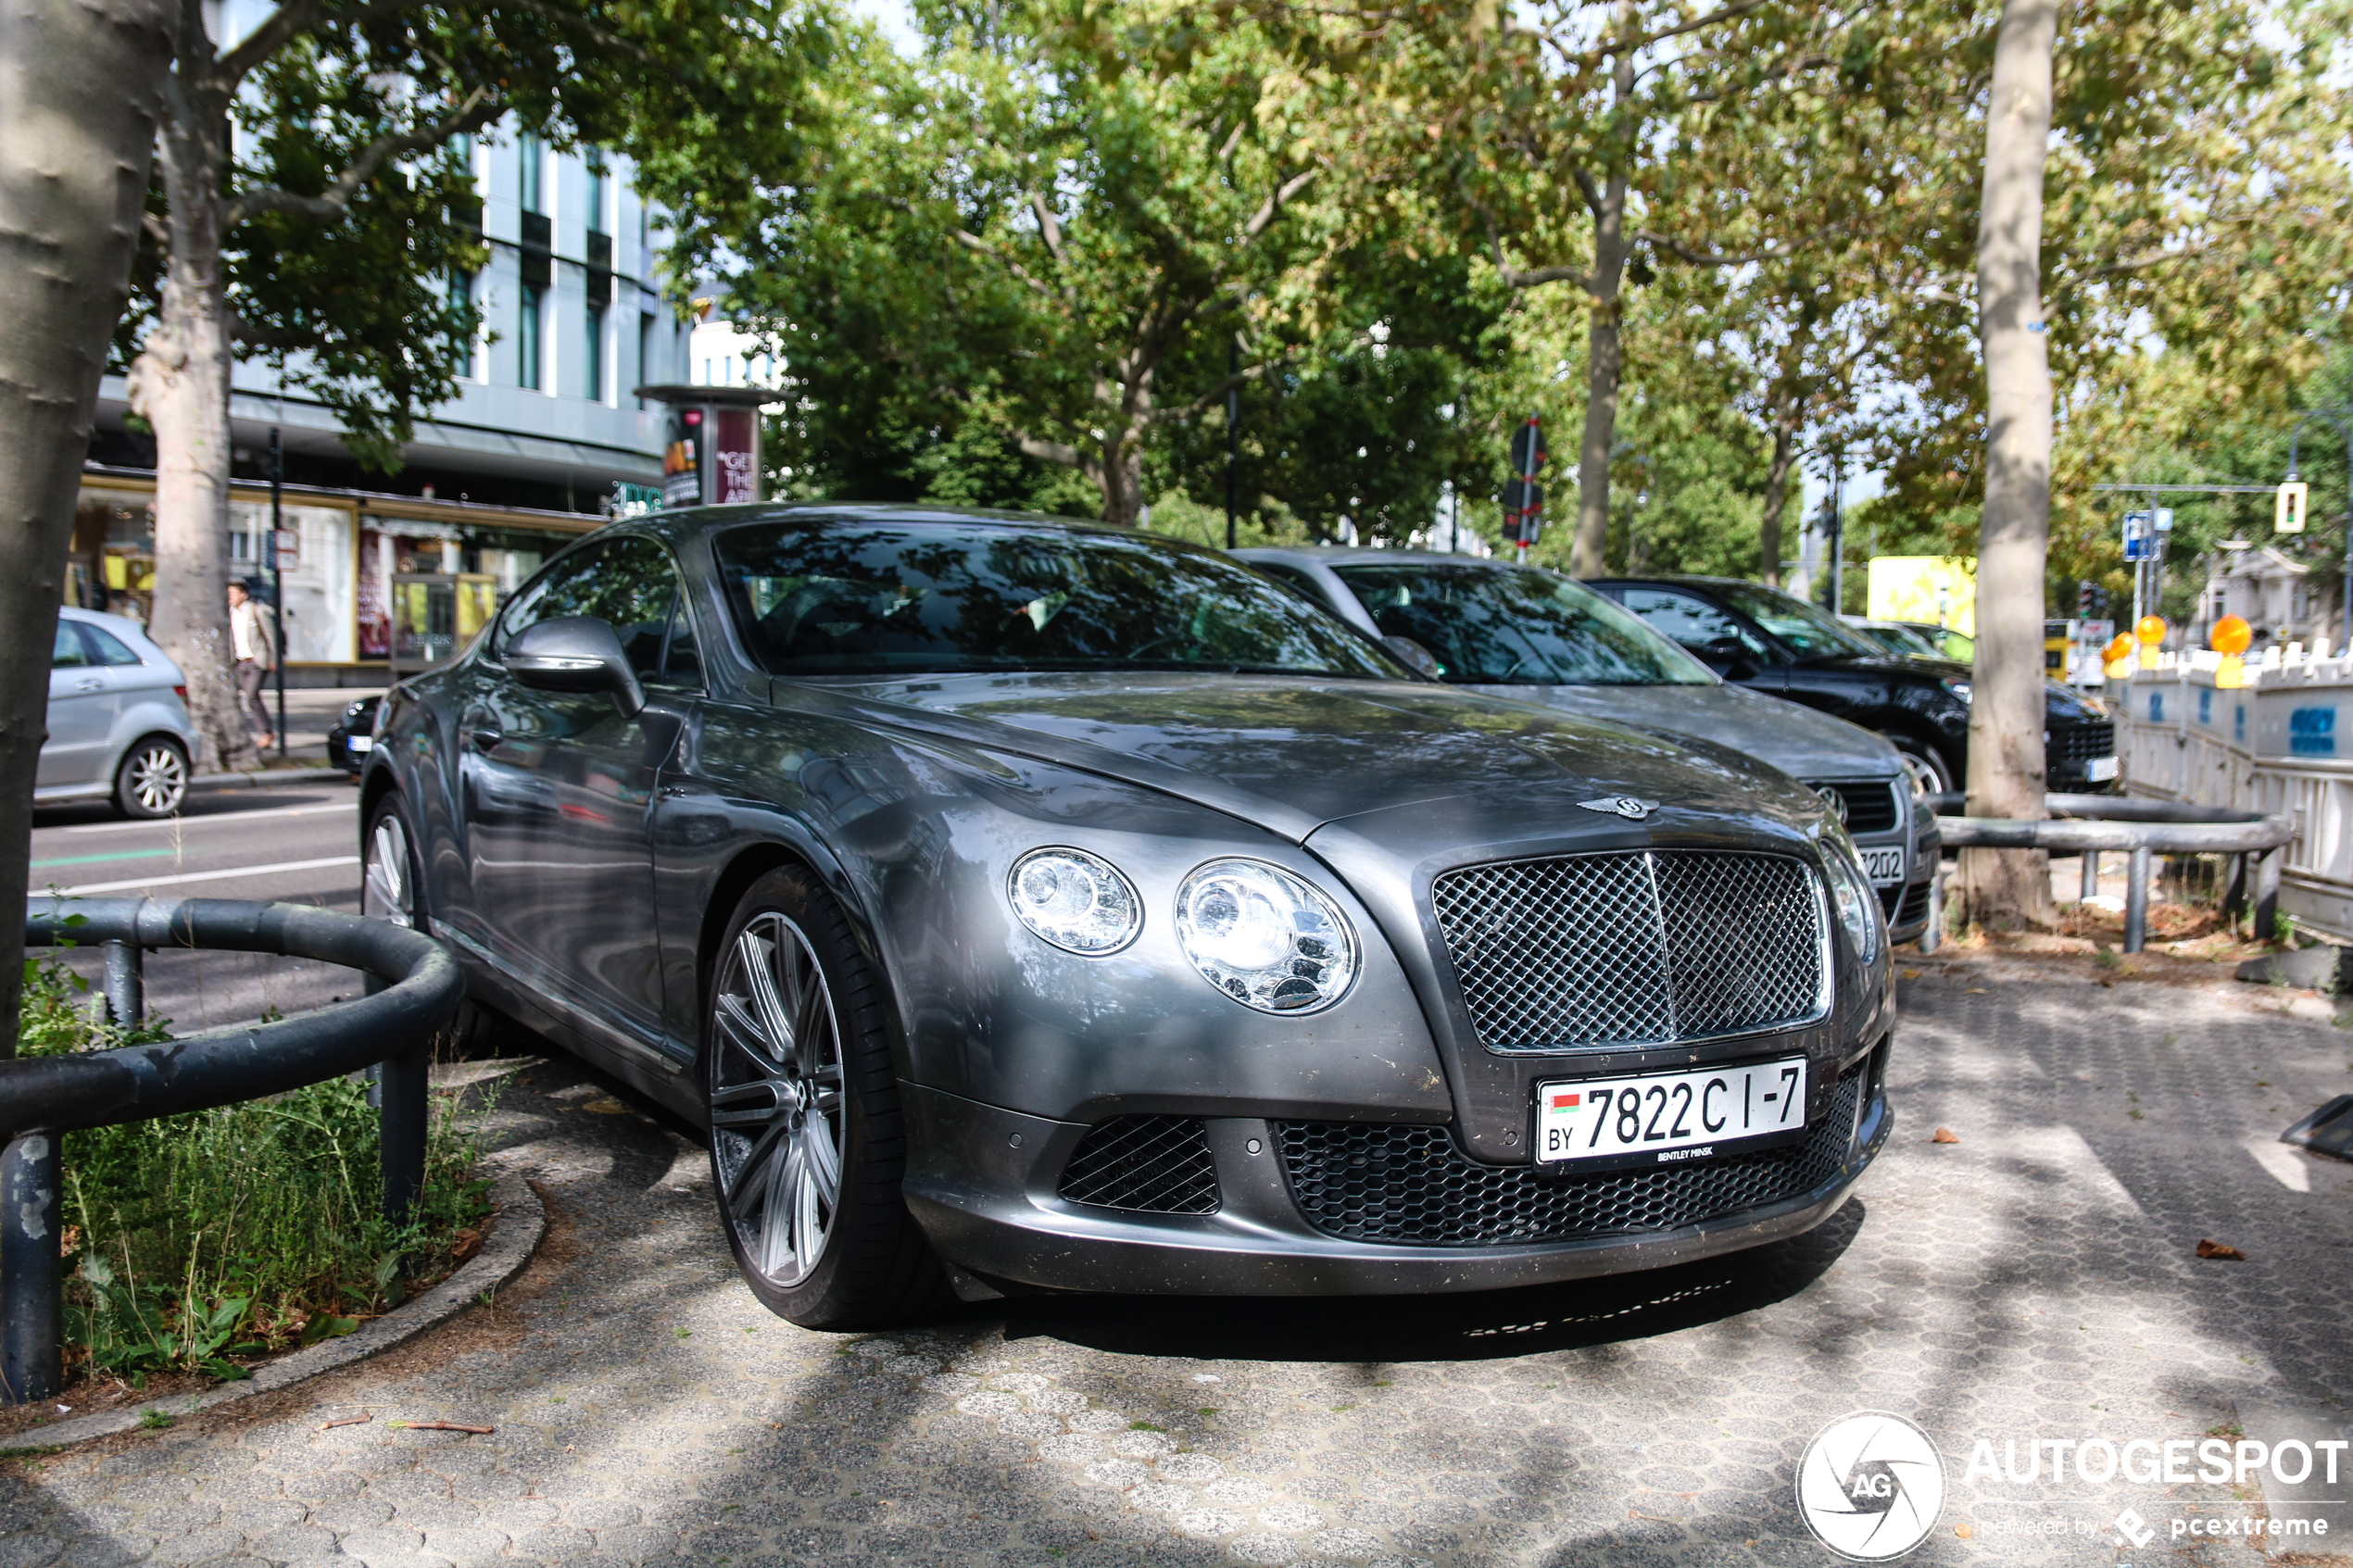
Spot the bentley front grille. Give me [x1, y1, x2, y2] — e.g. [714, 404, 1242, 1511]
[1429, 850, 1827, 1051]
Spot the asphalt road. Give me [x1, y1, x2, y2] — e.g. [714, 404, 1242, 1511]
[26, 776, 369, 1032]
[6, 949, 2352, 1568]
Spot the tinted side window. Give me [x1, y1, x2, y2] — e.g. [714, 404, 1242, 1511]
[495, 536, 701, 690]
[79, 624, 145, 666]
[1620, 589, 1768, 658]
[53, 622, 89, 668]
[1249, 561, 1335, 611]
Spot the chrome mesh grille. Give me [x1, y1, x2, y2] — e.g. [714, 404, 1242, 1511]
[1809, 779, 1901, 834]
[1056, 1116, 1219, 1215]
[1276, 1063, 1865, 1248]
[1430, 851, 1825, 1051]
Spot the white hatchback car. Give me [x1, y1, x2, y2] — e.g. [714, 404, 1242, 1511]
[44, 607, 200, 818]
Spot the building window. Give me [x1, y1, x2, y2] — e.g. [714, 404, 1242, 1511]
[450, 269, 477, 379]
[519, 132, 543, 213]
[521, 283, 543, 390]
[586, 305, 605, 402]
[638, 314, 655, 407]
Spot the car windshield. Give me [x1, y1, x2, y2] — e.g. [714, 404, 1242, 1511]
[714, 520, 1405, 680]
[1708, 582, 1885, 659]
[1330, 561, 1714, 685]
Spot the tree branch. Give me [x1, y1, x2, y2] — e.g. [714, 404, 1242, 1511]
[1029, 193, 1068, 267]
[1241, 169, 1317, 241]
[225, 85, 498, 228]
[1636, 223, 1831, 269]
[954, 228, 1063, 305]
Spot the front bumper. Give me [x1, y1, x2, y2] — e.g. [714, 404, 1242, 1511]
[901, 1037, 1892, 1297]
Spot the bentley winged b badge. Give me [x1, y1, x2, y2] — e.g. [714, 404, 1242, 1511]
[1579, 796, 1660, 821]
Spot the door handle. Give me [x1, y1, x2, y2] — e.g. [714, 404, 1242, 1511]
[73, 678, 105, 693]
[462, 725, 503, 753]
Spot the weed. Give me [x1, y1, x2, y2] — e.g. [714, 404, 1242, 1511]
[674, 1326, 692, 1340]
[139, 1409, 174, 1431]
[18, 951, 495, 1381]
[1129, 1421, 1164, 1432]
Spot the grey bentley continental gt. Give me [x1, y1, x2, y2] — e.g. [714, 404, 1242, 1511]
[358, 505, 1894, 1327]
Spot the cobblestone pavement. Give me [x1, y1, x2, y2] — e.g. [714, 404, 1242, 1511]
[6, 954, 2352, 1568]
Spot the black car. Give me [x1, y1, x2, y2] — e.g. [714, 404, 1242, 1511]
[359, 505, 1894, 1327]
[1591, 576, 2116, 796]
[326, 696, 381, 777]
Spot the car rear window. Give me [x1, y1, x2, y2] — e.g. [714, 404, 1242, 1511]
[714, 521, 1403, 680]
[1330, 563, 1713, 685]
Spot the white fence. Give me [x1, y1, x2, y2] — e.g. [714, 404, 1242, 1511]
[2116, 647, 2353, 936]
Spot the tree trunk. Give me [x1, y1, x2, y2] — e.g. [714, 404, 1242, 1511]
[129, 106, 249, 771]
[1958, 0, 2058, 930]
[1758, 418, 1796, 588]
[0, 0, 178, 1053]
[1567, 16, 1636, 581]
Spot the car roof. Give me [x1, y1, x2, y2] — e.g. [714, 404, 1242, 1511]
[1588, 575, 1759, 590]
[1234, 546, 1529, 568]
[60, 605, 157, 642]
[630, 501, 1179, 550]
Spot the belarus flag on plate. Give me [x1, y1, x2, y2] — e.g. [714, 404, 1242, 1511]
[1551, 1093, 1580, 1110]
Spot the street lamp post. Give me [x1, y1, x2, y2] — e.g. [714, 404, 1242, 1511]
[2284, 406, 2353, 647]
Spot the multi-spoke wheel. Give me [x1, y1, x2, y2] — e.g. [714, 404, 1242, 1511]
[711, 911, 845, 1288]
[704, 867, 950, 1327]
[362, 794, 505, 1055]
[363, 804, 416, 928]
[112, 737, 188, 819]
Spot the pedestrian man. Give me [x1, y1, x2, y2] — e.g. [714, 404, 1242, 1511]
[227, 577, 277, 755]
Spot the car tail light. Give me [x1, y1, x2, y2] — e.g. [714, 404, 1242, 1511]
[173, 684, 188, 703]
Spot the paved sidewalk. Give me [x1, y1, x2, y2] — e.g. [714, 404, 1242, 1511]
[6, 955, 2350, 1568]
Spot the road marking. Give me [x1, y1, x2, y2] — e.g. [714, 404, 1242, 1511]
[50, 856, 360, 896]
[30, 848, 180, 870]
[62, 800, 358, 834]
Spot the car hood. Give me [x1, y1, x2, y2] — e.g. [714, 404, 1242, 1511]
[1459, 681, 1902, 783]
[780, 671, 1825, 846]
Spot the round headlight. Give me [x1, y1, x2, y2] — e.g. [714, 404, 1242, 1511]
[1824, 845, 1881, 963]
[1008, 847, 1141, 955]
[1174, 859, 1359, 1013]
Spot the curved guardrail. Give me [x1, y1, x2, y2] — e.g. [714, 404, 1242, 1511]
[4, 897, 465, 1405]
[1922, 793, 2294, 953]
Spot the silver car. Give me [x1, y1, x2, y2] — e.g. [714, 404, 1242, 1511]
[1235, 548, 1939, 944]
[42, 607, 198, 819]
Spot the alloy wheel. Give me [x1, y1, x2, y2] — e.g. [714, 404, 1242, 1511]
[363, 812, 415, 927]
[710, 913, 845, 1288]
[124, 743, 186, 816]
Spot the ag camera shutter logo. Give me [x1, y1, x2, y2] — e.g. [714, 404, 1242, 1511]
[1795, 1411, 1946, 1560]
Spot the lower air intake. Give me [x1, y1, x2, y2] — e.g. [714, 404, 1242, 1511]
[1057, 1116, 1220, 1215]
[1275, 1063, 1864, 1248]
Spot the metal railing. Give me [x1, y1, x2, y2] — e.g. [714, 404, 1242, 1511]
[3, 897, 464, 1405]
[1923, 793, 2295, 953]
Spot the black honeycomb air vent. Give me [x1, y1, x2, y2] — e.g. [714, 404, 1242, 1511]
[1275, 1064, 1864, 1248]
[1057, 1116, 1220, 1215]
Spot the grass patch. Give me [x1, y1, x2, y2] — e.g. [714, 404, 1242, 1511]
[19, 949, 496, 1385]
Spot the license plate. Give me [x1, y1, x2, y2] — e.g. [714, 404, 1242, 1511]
[1858, 846, 1905, 886]
[346, 734, 373, 753]
[2084, 755, 2118, 782]
[1536, 1057, 1810, 1173]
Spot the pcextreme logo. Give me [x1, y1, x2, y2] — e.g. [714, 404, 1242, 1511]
[1795, 1411, 1947, 1561]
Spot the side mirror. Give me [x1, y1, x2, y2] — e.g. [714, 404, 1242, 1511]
[507, 617, 646, 718]
[1696, 636, 1759, 680]
[1382, 634, 1443, 679]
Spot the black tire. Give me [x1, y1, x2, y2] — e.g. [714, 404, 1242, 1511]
[704, 865, 950, 1328]
[1889, 735, 1955, 797]
[363, 793, 507, 1054]
[112, 735, 189, 819]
